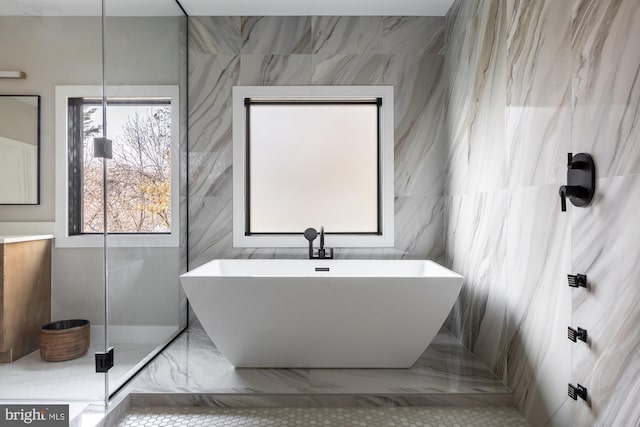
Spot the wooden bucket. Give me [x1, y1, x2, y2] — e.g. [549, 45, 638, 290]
[40, 319, 90, 362]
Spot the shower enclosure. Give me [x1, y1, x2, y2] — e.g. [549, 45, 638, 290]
[0, 0, 188, 413]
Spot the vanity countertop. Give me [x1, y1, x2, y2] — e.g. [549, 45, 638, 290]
[0, 235, 54, 244]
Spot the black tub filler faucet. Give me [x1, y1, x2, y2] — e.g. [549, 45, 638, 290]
[304, 226, 334, 259]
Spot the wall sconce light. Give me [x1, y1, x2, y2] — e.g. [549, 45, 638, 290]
[0, 71, 27, 79]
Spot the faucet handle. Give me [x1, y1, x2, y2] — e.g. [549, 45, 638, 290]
[559, 186, 568, 212]
[315, 247, 334, 259]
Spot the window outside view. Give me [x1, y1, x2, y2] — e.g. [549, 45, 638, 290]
[82, 101, 172, 234]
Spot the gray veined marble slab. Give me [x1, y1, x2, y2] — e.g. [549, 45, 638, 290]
[188, 193, 446, 263]
[188, 54, 238, 153]
[393, 196, 445, 262]
[238, 54, 313, 86]
[505, 186, 571, 342]
[385, 54, 442, 123]
[238, 55, 313, 86]
[444, 0, 507, 196]
[188, 150, 232, 199]
[572, 0, 640, 178]
[120, 328, 512, 407]
[465, 0, 507, 194]
[311, 54, 389, 85]
[506, 0, 572, 188]
[571, 174, 640, 427]
[445, 190, 509, 378]
[187, 196, 232, 270]
[189, 17, 241, 55]
[241, 16, 311, 54]
[381, 17, 445, 55]
[443, 7, 473, 197]
[308, 333, 510, 395]
[506, 0, 571, 107]
[388, 54, 445, 198]
[311, 17, 382, 55]
[504, 185, 571, 427]
[506, 105, 570, 188]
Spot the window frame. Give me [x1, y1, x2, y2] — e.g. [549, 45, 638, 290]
[232, 85, 394, 248]
[55, 85, 180, 248]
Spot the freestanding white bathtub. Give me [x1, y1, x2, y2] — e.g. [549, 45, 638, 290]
[180, 259, 463, 368]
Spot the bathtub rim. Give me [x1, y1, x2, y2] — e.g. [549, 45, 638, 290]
[180, 258, 463, 280]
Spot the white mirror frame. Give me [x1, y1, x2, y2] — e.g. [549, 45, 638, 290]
[232, 86, 394, 248]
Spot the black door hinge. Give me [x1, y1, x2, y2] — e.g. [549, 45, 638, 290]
[95, 347, 114, 373]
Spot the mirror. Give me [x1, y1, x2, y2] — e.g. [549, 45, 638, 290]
[0, 95, 40, 204]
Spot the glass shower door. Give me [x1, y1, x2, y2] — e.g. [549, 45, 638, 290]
[101, 0, 188, 398]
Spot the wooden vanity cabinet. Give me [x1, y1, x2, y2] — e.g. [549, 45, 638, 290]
[0, 237, 52, 363]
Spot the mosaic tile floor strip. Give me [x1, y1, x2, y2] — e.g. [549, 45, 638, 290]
[117, 406, 530, 427]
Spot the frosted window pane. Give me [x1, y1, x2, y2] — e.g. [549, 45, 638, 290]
[249, 103, 378, 233]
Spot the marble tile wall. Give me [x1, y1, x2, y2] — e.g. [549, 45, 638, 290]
[444, 0, 640, 426]
[443, 0, 510, 376]
[187, 7, 640, 426]
[571, 0, 640, 425]
[187, 16, 447, 270]
[444, 0, 572, 425]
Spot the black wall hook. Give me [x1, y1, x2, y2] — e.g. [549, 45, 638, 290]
[559, 153, 595, 212]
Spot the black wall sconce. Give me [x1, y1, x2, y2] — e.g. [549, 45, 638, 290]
[559, 153, 595, 212]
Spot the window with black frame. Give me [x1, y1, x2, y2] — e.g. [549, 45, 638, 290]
[67, 97, 172, 235]
[232, 85, 394, 249]
[243, 97, 382, 236]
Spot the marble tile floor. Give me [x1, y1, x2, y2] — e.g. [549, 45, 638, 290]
[116, 406, 530, 427]
[117, 327, 513, 408]
[0, 341, 159, 404]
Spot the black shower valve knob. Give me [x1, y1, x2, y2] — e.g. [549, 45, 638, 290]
[559, 152, 595, 212]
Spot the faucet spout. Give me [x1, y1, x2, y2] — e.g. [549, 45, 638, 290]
[317, 226, 333, 259]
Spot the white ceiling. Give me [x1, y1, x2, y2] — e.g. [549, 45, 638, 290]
[0, 0, 455, 16]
